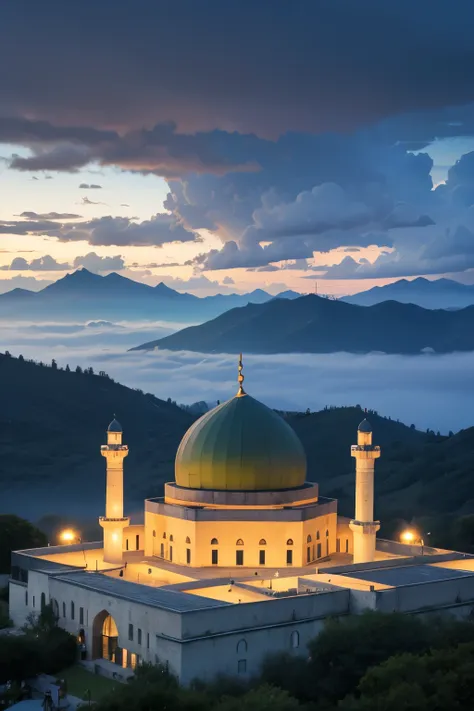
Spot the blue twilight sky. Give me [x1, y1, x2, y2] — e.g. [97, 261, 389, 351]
[2, 0, 474, 296]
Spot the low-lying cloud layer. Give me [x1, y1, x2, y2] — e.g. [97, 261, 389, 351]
[1, 320, 473, 433]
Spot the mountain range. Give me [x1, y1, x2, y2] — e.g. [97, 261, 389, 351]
[0, 269, 300, 323]
[345, 277, 474, 309]
[2, 352, 474, 539]
[132, 294, 474, 355]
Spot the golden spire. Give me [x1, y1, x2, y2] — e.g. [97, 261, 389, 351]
[237, 353, 246, 396]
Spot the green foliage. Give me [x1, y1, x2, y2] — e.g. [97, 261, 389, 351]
[0, 515, 47, 573]
[214, 685, 301, 711]
[258, 612, 474, 707]
[0, 611, 76, 683]
[341, 643, 474, 711]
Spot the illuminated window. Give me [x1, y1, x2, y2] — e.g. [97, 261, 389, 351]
[237, 639, 247, 654]
[259, 539, 267, 545]
[185, 537, 191, 544]
[211, 538, 219, 545]
[307, 535, 312, 543]
[236, 539, 244, 546]
[290, 631, 299, 648]
[238, 659, 247, 674]
[286, 539, 294, 546]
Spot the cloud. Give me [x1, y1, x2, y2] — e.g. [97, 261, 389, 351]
[1, 319, 474, 433]
[222, 276, 234, 285]
[0, 213, 199, 247]
[3, 117, 261, 177]
[18, 211, 81, 220]
[80, 196, 106, 206]
[0, 276, 53, 293]
[156, 273, 237, 294]
[79, 183, 102, 189]
[2, 2, 474, 139]
[0, 255, 70, 271]
[72, 252, 125, 272]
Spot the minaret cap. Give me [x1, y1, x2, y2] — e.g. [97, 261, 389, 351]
[108, 417, 122, 433]
[358, 418, 372, 433]
[236, 353, 246, 397]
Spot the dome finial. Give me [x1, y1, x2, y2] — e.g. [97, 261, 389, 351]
[237, 353, 246, 396]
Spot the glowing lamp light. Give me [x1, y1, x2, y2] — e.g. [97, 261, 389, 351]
[400, 530, 416, 543]
[60, 529, 77, 543]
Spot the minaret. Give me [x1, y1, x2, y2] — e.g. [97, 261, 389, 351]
[349, 418, 381, 564]
[99, 418, 129, 564]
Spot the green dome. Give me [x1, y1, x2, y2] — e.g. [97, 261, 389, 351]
[175, 392, 307, 491]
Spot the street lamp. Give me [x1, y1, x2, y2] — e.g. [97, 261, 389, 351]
[400, 529, 429, 556]
[59, 529, 87, 566]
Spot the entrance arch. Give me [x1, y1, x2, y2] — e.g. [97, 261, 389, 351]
[92, 610, 119, 661]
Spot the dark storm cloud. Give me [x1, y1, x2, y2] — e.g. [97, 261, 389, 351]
[1, 1, 474, 137]
[3, 118, 260, 176]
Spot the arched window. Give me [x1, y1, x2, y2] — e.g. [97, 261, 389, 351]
[306, 535, 312, 543]
[185, 536, 191, 544]
[163, 532, 166, 539]
[236, 539, 244, 546]
[259, 539, 267, 545]
[325, 529, 329, 537]
[286, 539, 294, 546]
[316, 531, 320, 540]
[211, 538, 219, 545]
[290, 631, 300, 648]
[152, 530, 156, 538]
[236, 639, 248, 654]
[170, 534, 174, 542]
[40, 592, 46, 611]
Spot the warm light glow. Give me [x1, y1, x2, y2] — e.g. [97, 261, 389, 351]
[400, 530, 416, 543]
[60, 529, 78, 543]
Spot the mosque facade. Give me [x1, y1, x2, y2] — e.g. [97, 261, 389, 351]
[9, 359, 474, 684]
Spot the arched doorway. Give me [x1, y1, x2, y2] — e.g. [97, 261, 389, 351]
[92, 610, 138, 669]
[92, 610, 119, 662]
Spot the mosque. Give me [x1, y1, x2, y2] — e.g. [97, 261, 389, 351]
[9, 358, 474, 684]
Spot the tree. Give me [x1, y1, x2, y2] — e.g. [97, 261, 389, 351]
[75, 365, 82, 374]
[215, 686, 300, 711]
[0, 515, 47, 573]
[341, 642, 474, 711]
[51, 359, 58, 370]
[65, 364, 70, 372]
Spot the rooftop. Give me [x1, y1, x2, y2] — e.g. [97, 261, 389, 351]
[342, 563, 474, 587]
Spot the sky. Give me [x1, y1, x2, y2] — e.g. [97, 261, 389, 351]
[3, 1, 474, 296]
